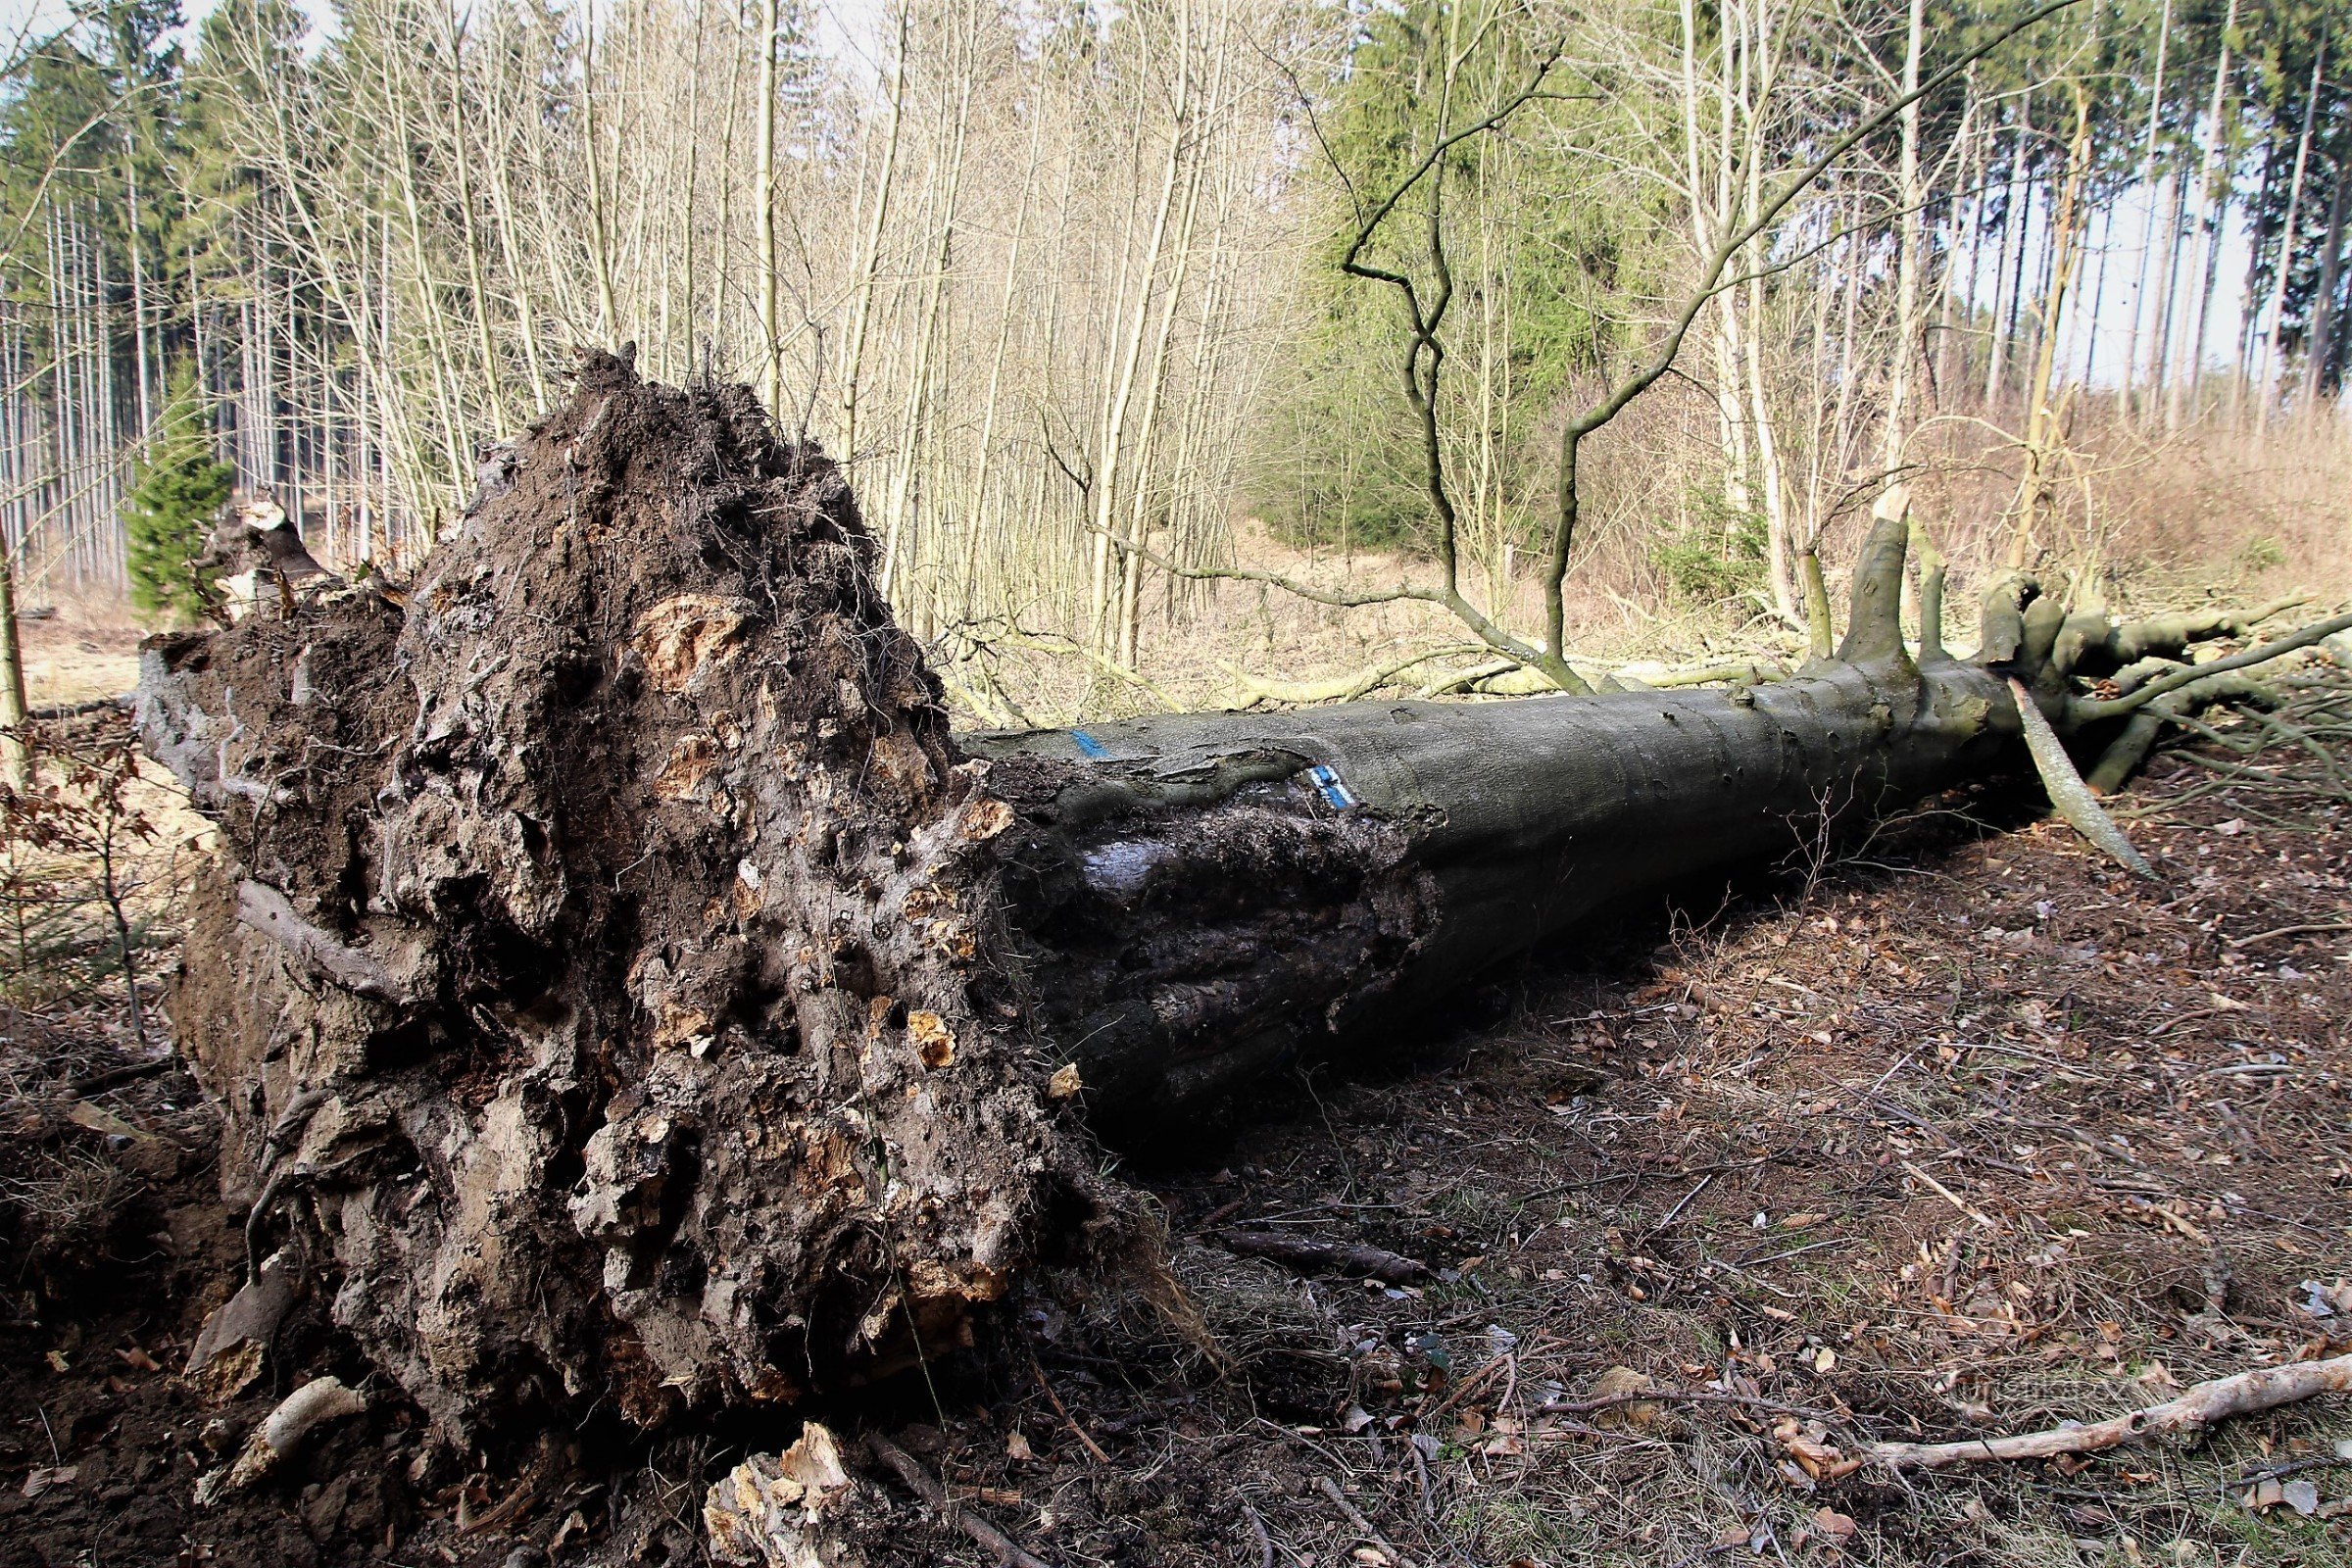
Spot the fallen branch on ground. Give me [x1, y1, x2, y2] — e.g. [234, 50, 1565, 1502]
[2229, 921, 2352, 950]
[1534, 1388, 1839, 1421]
[1212, 1229, 1431, 1284]
[865, 1432, 1053, 1568]
[1866, 1352, 2352, 1471]
[1315, 1475, 1420, 1568]
[1219, 646, 1486, 708]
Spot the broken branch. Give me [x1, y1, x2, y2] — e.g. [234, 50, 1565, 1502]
[2006, 677, 2155, 878]
[1866, 1352, 2352, 1471]
[865, 1432, 1053, 1568]
[1212, 1229, 1432, 1285]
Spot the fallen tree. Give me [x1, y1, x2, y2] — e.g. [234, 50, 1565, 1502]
[134, 354, 2340, 1453]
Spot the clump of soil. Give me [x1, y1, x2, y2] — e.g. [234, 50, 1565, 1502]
[134, 350, 1096, 1449]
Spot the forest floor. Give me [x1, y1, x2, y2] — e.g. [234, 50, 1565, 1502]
[2, 637, 2349, 1568]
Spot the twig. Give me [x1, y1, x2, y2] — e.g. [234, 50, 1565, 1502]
[864, 1433, 1054, 1568]
[1535, 1389, 1838, 1421]
[1029, 1352, 1110, 1464]
[2228, 1455, 2352, 1489]
[1315, 1475, 1419, 1568]
[1214, 1229, 1430, 1284]
[458, 1479, 540, 1535]
[1647, 1171, 1717, 1237]
[1737, 1237, 1856, 1269]
[1901, 1159, 1998, 1229]
[1241, 1498, 1276, 1568]
[1867, 1352, 2352, 1471]
[2228, 921, 2352, 950]
[1419, 1353, 1508, 1423]
[66, 1054, 172, 1097]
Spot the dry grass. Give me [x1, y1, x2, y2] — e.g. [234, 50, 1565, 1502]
[929, 398, 2352, 727]
[18, 601, 145, 710]
[1908, 401, 2352, 625]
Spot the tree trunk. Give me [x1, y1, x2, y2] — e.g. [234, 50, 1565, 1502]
[129, 357, 2217, 1454]
[2302, 153, 2351, 404]
[2122, 0, 2174, 417]
[2257, 46, 2324, 432]
[2174, 0, 2241, 430]
[0, 538, 28, 790]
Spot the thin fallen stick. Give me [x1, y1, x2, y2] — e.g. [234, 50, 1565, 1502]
[1901, 1159, 1999, 1230]
[1029, 1351, 1110, 1464]
[865, 1433, 1053, 1568]
[1419, 1353, 1509, 1424]
[1866, 1352, 2352, 1471]
[1649, 1172, 1718, 1236]
[2228, 921, 2352, 950]
[1241, 1498, 1276, 1568]
[1314, 1476, 1419, 1568]
[1535, 1389, 1838, 1421]
[1215, 1229, 1430, 1284]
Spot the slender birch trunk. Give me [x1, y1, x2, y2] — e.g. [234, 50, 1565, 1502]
[2170, 0, 2240, 430]
[2255, 51, 2321, 432]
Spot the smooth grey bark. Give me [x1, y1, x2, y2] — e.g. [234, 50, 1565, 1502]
[966, 512, 2316, 1125]
[967, 514, 2023, 1122]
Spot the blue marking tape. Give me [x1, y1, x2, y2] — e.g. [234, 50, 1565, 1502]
[1069, 729, 1110, 760]
[1306, 762, 1358, 810]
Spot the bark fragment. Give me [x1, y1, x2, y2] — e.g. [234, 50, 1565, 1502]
[705, 1424, 868, 1568]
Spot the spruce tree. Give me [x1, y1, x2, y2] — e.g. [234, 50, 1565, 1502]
[123, 364, 234, 624]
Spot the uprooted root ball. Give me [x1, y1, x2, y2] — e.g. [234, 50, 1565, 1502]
[138, 351, 1097, 1445]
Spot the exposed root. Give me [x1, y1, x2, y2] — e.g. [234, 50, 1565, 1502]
[705, 1424, 866, 1568]
[193, 1376, 368, 1504]
[138, 351, 1098, 1444]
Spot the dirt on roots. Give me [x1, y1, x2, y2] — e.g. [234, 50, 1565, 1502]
[130, 350, 1105, 1452]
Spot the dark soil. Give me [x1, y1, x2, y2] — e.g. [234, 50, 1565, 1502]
[7, 677, 2350, 1566]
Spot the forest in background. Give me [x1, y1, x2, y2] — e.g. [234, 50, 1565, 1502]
[1, 0, 2348, 700]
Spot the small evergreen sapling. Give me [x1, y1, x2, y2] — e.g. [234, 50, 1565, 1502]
[124, 365, 235, 624]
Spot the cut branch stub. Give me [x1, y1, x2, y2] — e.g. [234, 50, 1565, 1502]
[138, 354, 1093, 1443]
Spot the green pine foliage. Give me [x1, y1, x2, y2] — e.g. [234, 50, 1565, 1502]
[122, 366, 234, 624]
[1652, 494, 1770, 609]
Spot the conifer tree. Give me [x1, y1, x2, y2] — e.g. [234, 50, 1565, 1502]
[123, 364, 233, 623]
